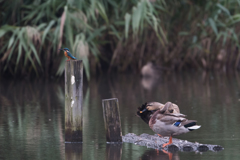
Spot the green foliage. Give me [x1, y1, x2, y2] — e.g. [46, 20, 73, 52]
[1, 0, 240, 78]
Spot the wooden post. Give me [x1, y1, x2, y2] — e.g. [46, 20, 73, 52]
[102, 98, 122, 142]
[65, 60, 83, 142]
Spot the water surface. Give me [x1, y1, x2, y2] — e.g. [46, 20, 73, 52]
[1, 71, 240, 160]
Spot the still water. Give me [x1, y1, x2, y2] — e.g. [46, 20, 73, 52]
[0, 71, 240, 160]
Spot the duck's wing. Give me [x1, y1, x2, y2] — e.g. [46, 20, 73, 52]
[161, 102, 180, 114]
[180, 120, 197, 127]
[172, 103, 180, 113]
[165, 113, 186, 117]
[157, 114, 187, 125]
[158, 114, 199, 129]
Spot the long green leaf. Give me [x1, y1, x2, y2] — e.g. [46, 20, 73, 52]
[124, 13, 131, 38]
[82, 57, 90, 81]
[15, 42, 22, 73]
[209, 18, 218, 35]
[110, 25, 121, 40]
[0, 29, 7, 38]
[42, 20, 55, 44]
[86, 26, 106, 42]
[8, 35, 15, 49]
[29, 42, 42, 66]
[97, 2, 109, 24]
[216, 3, 230, 16]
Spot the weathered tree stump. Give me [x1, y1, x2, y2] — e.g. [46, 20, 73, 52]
[122, 133, 224, 152]
[102, 98, 122, 142]
[65, 60, 83, 142]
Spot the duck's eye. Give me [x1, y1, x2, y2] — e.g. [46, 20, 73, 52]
[169, 109, 173, 113]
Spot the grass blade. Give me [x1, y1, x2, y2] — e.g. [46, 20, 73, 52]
[124, 13, 131, 38]
[209, 18, 218, 35]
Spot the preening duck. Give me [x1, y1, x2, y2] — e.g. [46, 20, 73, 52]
[136, 102, 180, 124]
[139, 102, 201, 148]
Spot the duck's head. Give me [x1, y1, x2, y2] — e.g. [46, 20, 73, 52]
[140, 102, 164, 113]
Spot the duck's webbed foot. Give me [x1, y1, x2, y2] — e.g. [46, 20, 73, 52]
[157, 134, 163, 137]
[162, 136, 172, 148]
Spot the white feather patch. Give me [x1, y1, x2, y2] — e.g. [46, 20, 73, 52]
[188, 125, 201, 130]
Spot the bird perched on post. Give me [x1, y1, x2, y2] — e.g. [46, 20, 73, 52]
[139, 102, 201, 148]
[59, 48, 77, 61]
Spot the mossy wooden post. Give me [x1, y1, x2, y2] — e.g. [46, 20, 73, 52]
[102, 98, 122, 142]
[65, 60, 83, 142]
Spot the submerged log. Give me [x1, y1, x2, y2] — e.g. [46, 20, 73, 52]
[122, 133, 224, 152]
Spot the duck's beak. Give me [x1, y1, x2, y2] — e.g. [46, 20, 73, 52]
[140, 108, 147, 113]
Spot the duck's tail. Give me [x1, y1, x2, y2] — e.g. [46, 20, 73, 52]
[183, 120, 201, 131]
[188, 125, 201, 131]
[136, 103, 152, 124]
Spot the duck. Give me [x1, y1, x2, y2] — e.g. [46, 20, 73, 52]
[136, 102, 180, 124]
[139, 101, 201, 148]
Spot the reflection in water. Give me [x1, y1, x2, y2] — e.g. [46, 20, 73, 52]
[0, 80, 64, 160]
[65, 143, 82, 160]
[1, 71, 240, 160]
[106, 144, 122, 160]
[140, 149, 179, 160]
[104, 72, 240, 160]
[141, 75, 160, 91]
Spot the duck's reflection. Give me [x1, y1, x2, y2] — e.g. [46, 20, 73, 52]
[65, 143, 83, 160]
[141, 75, 160, 90]
[140, 62, 162, 90]
[140, 149, 179, 160]
[106, 144, 122, 160]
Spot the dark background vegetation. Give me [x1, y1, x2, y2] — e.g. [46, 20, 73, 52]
[1, 0, 240, 79]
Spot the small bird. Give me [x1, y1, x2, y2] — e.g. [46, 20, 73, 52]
[59, 48, 77, 61]
[139, 102, 201, 148]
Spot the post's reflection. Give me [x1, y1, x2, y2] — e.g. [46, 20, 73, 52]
[65, 143, 83, 160]
[140, 149, 179, 160]
[0, 80, 65, 160]
[106, 144, 122, 160]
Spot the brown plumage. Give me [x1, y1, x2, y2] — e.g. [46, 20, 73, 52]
[147, 102, 201, 148]
[136, 101, 180, 124]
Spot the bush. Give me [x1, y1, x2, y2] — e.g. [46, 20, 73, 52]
[1, 0, 240, 79]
